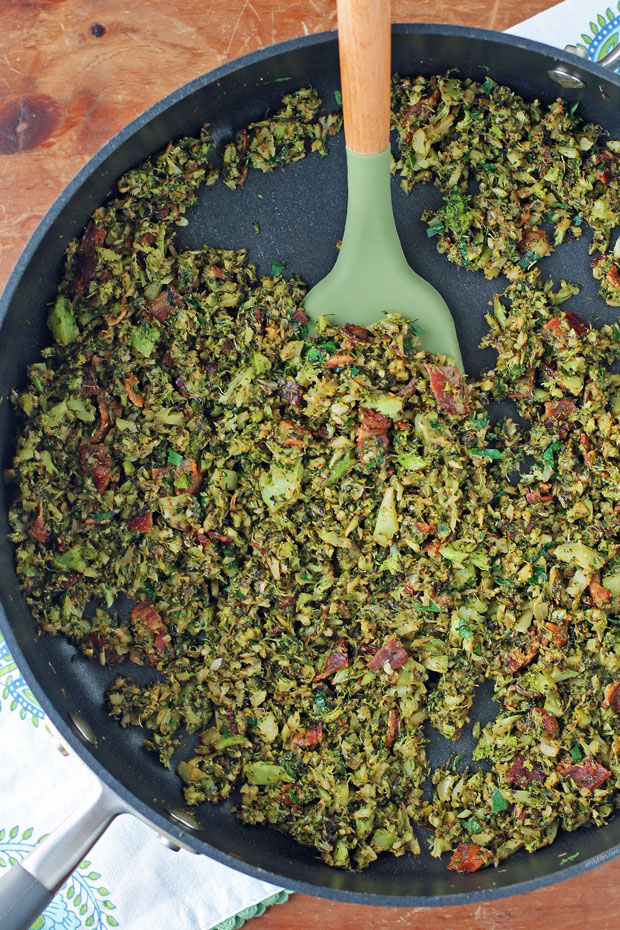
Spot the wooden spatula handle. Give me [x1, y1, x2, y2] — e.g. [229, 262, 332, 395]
[337, 0, 391, 155]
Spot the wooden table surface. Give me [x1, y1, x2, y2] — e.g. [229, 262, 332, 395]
[2, 0, 619, 927]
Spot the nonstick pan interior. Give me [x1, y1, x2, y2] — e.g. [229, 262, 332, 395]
[2, 25, 620, 906]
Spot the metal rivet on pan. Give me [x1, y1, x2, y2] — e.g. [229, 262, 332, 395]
[168, 808, 201, 831]
[68, 711, 97, 746]
[547, 67, 586, 89]
[158, 835, 181, 851]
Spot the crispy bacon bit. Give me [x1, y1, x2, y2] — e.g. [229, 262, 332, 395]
[131, 601, 164, 633]
[91, 398, 111, 442]
[526, 490, 540, 505]
[278, 419, 312, 447]
[79, 365, 99, 396]
[544, 398, 577, 424]
[448, 843, 493, 873]
[542, 311, 588, 341]
[386, 709, 399, 748]
[403, 88, 441, 126]
[558, 756, 611, 790]
[580, 432, 594, 468]
[207, 530, 232, 543]
[603, 681, 620, 711]
[74, 222, 106, 290]
[324, 353, 354, 369]
[424, 364, 469, 416]
[124, 374, 144, 408]
[597, 168, 613, 185]
[208, 264, 230, 281]
[292, 308, 309, 327]
[78, 443, 112, 492]
[128, 511, 153, 533]
[154, 632, 171, 654]
[280, 789, 302, 808]
[176, 459, 203, 495]
[607, 264, 620, 289]
[367, 637, 409, 673]
[357, 408, 391, 451]
[279, 378, 303, 408]
[291, 722, 323, 749]
[507, 753, 546, 786]
[341, 323, 371, 344]
[534, 708, 559, 735]
[313, 640, 349, 682]
[519, 227, 549, 253]
[589, 578, 611, 605]
[28, 501, 48, 544]
[502, 632, 539, 674]
[147, 286, 182, 323]
[508, 368, 535, 400]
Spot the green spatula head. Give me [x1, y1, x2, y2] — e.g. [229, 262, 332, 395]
[303, 147, 463, 372]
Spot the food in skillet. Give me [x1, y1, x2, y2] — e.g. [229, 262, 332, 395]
[8, 77, 620, 872]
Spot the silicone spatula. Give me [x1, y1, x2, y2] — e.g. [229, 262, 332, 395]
[303, 0, 463, 371]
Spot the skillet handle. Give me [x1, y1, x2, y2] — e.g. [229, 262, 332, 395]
[0, 782, 124, 930]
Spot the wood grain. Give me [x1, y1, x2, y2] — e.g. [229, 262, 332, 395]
[0, 0, 552, 293]
[337, 0, 391, 153]
[2, 2, 614, 929]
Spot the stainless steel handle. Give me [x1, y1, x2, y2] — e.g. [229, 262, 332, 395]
[0, 782, 126, 930]
[565, 42, 620, 71]
[550, 42, 620, 89]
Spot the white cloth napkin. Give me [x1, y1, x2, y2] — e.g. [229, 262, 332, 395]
[1, 2, 616, 928]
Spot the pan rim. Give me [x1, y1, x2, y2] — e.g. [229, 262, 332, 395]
[1, 22, 620, 908]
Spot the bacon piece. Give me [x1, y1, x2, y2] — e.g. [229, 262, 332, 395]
[208, 264, 231, 281]
[357, 407, 391, 452]
[519, 227, 549, 252]
[589, 578, 611, 605]
[544, 398, 577, 424]
[403, 88, 441, 126]
[78, 442, 112, 492]
[558, 756, 611, 790]
[79, 365, 99, 396]
[603, 681, 620, 711]
[91, 398, 111, 443]
[313, 640, 349, 682]
[367, 637, 409, 673]
[131, 601, 164, 633]
[208, 530, 232, 544]
[507, 753, 546, 786]
[448, 843, 493, 873]
[526, 490, 540, 505]
[597, 168, 612, 185]
[128, 511, 153, 533]
[28, 501, 48, 544]
[278, 419, 312, 447]
[386, 709, 400, 748]
[74, 222, 106, 290]
[542, 311, 588, 341]
[292, 308, 309, 327]
[291, 722, 323, 749]
[508, 368, 535, 400]
[534, 708, 559, 735]
[176, 459, 203, 495]
[608, 265, 620, 289]
[279, 379, 303, 408]
[341, 323, 371, 344]
[154, 632, 171, 654]
[580, 432, 594, 468]
[124, 374, 144, 408]
[147, 286, 182, 323]
[502, 632, 540, 674]
[424, 364, 469, 416]
[324, 353, 354, 369]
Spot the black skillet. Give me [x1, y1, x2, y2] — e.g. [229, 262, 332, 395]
[1, 24, 620, 928]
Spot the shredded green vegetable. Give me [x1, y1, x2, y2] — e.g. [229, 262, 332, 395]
[8, 78, 620, 875]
